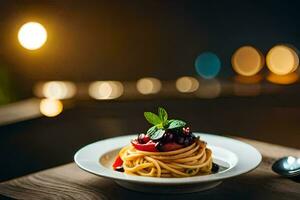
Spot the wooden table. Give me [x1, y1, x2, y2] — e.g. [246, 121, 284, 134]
[1, 138, 300, 200]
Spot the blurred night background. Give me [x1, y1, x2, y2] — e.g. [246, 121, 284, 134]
[1, 0, 300, 181]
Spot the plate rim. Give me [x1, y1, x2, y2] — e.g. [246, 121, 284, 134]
[74, 133, 262, 185]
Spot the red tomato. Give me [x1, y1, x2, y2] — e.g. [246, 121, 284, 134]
[112, 156, 123, 169]
[131, 139, 158, 152]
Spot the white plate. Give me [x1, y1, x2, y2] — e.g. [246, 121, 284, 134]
[74, 133, 262, 193]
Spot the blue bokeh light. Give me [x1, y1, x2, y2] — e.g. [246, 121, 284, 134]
[195, 52, 221, 79]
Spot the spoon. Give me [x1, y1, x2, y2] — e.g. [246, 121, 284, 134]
[272, 156, 300, 177]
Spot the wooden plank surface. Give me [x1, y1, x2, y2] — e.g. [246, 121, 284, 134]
[1, 138, 300, 200]
[0, 98, 41, 126]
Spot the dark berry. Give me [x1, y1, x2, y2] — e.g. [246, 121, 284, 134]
[138, 134, 144, 143]
[167, 133, 174, 142]
[115, 166, 124, 172]
[171, 128, 181, 135]
[185, 127, 190, 133]
[161, 132, 168, 142]
[183, 127, 191, 135]
[155, 141, 164, 151]
[163, 132, 174, 143]
[143, 135, 150, 143]
[138, 134, 150, 144]
[184, 137, 191, 146]
[176, 137, 185, 144]
[211, 163, 219, 173]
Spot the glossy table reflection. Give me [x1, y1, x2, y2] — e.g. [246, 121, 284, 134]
[1, 137, 300, 200]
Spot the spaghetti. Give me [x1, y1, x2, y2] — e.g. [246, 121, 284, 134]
[118, 139, 212, 177]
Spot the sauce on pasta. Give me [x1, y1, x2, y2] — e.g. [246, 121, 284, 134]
[112, 107, 214, 178]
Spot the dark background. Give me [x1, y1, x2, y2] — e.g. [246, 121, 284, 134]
[1, 0, 300, 181]
[1, 0, 299, 96]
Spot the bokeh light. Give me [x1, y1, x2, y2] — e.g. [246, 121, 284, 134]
[234, 74, 263, 84]
[266, 72, 299, 85]
[136, 77, 162, 95]
[196, 79, 221, 98]
[18, 22, 47, 50]
[40, 98, 63, 117]
[42, 81, 76, 100]
[89, 81, 123, 100]
[232, 46, 264, 76]
[195, 52, 221, 79]
[176, 76, 199, 93]
[266, 45, 299, 75]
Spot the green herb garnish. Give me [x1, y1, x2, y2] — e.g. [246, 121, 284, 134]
[144, 107, 186, 140]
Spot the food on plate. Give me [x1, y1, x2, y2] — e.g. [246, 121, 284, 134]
[112, 107, 215, 177]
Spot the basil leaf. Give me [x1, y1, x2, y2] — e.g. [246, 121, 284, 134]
[147, 125, 158, 135]
[167, 119, 186, 129]
[158, 107, 168, 122]
[148, 129, 165, 140]
[156, 123, 164, 129]
[144, 112, 162, 125]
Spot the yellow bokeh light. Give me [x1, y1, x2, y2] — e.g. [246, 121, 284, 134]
[136, 77, 162, 95]
[234, 74, 263, 84]
[40, 99, 63, 117]
[232, 46, 265, 76]
[266, 45, 299, 75]
[42, 81, 76, 100]
[176, 76, 199, 93]
[89, 81, 124, 100]
[266, 72, 299, 85]
[18, 22, 47, 50]
[196, 79, 221, 99]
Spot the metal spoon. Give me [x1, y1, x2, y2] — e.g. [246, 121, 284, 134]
[272, 156, 300, 177]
